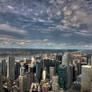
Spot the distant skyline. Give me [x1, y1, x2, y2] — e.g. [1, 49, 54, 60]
[0, 0, 92, 49]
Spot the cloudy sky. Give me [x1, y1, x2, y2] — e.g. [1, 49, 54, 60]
[0, 0, 92, 49]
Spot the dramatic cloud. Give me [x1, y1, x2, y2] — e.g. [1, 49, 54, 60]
[0, 0, 92, 49]
[0, 24, 26, 34]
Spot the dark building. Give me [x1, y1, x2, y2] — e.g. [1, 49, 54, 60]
[2, 59, 7, 76]
[15, 62, 21, 79]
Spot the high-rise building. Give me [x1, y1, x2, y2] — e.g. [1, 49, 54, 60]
[77, 60, 81, 75]
[2, 59, 7, 76]
[91, 55, 92, 66]
[81, 65, 92, 92]
[42, 67, 47, 81]
[58, 65, 67, 90]
[7, 56, 15, 80]
[0, 75, 3, 92]
[20, 66, 25, 76]
[61, 52, 73, 89]
[56, 55, 62, 62]
[0, 60, 2, 75]
[26, 72, 31, 91]
[62, 52, 71, 66]
[36, 60, 42, 82]
[28, 64, 34, 85]
[52, 75, 59, 92]
[67, 65, 73, 88]
[19, 75, 27, 92]
[15, 62, 21, 79]
[49, 67, 55, 80]
[19, 64, 28, 92]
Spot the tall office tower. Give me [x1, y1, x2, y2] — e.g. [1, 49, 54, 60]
[42, 67, 47, 81]
[49, 67, 55, 80]
[61, 52, 73, 89]
[81, 65, 92, 92]
[58, 65, 67, 90]
[36, 61, 42, 82]
[62, 52, 71, 66]
[67, 65, 73, 88]
[86, 55, 90, 65]
[7, 56, 15, 80]
[91, 55, 92, 66]
[15, 62, 21, 79]
[26, 72, 31, 91]
[43, 59, 52, 73]
[56, 55, 62, 62]
[0, 75, 3, 92]
[76, 60, 81, 75]
[2, 59, 7, 76]
[72, 64, 75, 81]
[28, 64, 34, 85]
[0, 60, 2, 75]
[52, 75, 59, 92]
[19, 75, 27, 92]
[20, 66, 25, 76]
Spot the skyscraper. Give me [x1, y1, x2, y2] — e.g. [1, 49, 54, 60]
[36, 60, 42, 82]
[60, 52, 73, 89]
[7, 56, 15, 80]
[19, 75, 27, 92]
[62, 52, 71, 66]
[81, 65, 92, 92]
[15, 62, 21, 79]
[26, 72, 31, 91]
[0, 60, 2, 75]
[49, 67, 55, 80]
[0, 75, 3, 92]
[42, 67, 47, 81]
[2, 59, 7, 76]
[52, 75, 59, 92]
[20, 66, 25, 76]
